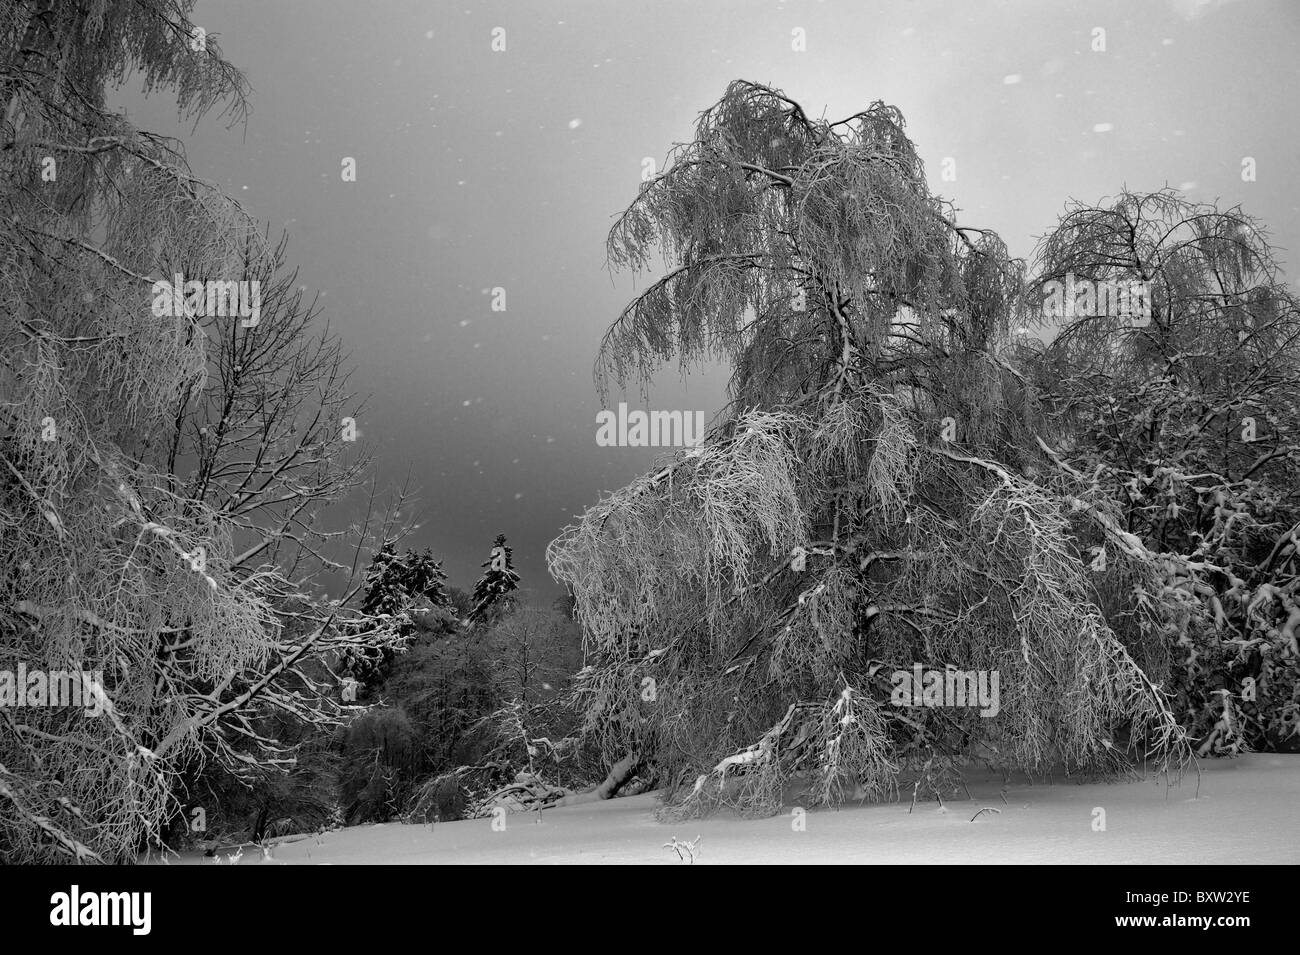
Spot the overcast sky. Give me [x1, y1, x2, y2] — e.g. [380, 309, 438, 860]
[118, 0, 1300, 598]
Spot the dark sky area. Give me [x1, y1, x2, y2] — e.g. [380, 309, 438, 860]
[116, 0, 1300, 599]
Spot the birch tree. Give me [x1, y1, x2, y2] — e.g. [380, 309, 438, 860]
[548, 81, 1193, 818]
[1025, 189, 1300, 754]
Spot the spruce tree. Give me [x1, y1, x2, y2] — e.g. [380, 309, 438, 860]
[349, 543, 451, 685]
[360, 543, 450, 618]
[467, 534, 520, 626]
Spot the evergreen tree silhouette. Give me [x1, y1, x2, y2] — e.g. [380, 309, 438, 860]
[467, 534, 520, 626]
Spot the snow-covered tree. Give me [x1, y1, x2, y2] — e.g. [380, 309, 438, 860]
[467, 534, 520, 626]
[346, 543, 452, 686]
[360, 543, 450, 618]
[548, 81, 1193, 818]
[360, 541, 405, 617]
[0, 1, 404, 861]
[405, 606, 585, 822]
[1023, 189, 1300, 754]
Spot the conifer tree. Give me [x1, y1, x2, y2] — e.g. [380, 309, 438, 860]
[467, 534, 520, 626]
[360, 543, 450, 618]
[347, 543, 451, 685]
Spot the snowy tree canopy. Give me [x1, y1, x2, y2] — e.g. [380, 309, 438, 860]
[0, 0, 404, 862]
[1024, 189, 1300, 754]
[549, 80, 1194, 818]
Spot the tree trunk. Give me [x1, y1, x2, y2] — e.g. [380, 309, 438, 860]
[594, 752, 638, 800]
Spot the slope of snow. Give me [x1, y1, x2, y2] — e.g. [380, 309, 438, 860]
[167, 754, 1300, 864]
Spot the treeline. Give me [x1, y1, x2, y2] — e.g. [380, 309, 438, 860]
[166, 536, 599, 851]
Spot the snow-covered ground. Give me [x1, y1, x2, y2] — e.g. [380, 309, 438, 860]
[165, 754, 1300, 865]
